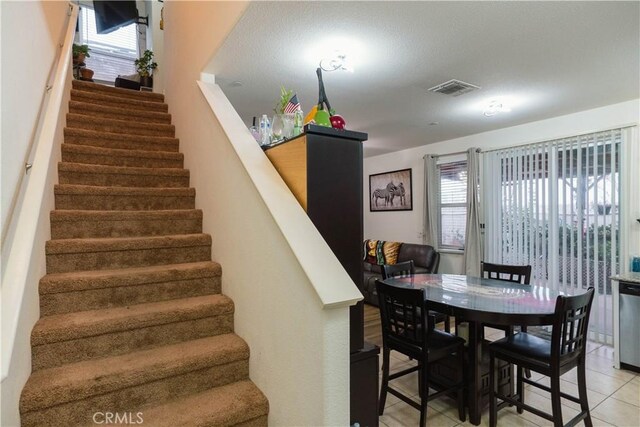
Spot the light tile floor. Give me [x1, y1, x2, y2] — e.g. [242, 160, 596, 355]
[374, 325, 640, 427]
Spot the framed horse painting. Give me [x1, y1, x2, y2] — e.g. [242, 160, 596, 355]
[369, 168, 413, 212]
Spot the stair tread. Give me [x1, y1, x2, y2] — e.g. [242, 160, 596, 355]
[67, 113, 175, 132]
[46, 233, 211, 255]
[20, 334, 249, 412]
[59, 162, 190, 177]
[40, 261, 220, 294]
[140, 380, 268, 427]
[72, 80, 165, 103]
[62, 143, 183, 160]
[69, 100, 171, 124]
[64, 127, 179, 145]
[70, 89, 168, 113]
[54, 184, 195, 196]
[32, 294, 233, 345]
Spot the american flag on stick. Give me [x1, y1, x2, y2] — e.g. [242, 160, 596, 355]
[284, 94, 301, 114]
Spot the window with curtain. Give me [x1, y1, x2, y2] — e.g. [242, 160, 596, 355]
[482, 129, 626, 344]
[78, 6, 138, 82]
[439, 160, 468, 250]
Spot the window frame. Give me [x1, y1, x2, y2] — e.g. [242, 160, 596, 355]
[437, 159, 468, 251]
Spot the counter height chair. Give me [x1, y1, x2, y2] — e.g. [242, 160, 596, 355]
[376, 280, 466, 427]
[489, 288, 595, 427]
[382, 261, 451, 333]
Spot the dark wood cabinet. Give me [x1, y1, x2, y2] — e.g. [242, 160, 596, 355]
[265, 125, 379, 426]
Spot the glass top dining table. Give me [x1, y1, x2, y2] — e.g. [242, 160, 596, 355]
[380, 274, 589, 425]
[381, 273, 566, 326]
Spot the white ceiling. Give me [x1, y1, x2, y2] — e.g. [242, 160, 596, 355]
[208, 1, 640, 157]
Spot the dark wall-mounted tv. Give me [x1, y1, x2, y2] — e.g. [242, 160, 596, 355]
[93, 1, 139, 34]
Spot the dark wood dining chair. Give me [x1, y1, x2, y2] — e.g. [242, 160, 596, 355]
[482, 262, 532, 284]
[375, 280, 466, 427]
[382, 261, 451, 333]
[481, 262, 533, 377]
[489, 287, 595, 427]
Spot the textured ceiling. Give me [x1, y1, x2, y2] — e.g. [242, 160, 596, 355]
[208, 1, 640, 157]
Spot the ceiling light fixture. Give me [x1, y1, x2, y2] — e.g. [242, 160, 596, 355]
[320, 52, 353, 72]
[483, 100, 512, 117]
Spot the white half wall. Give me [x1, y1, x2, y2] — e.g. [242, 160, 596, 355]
[162, 2, 355, 424]
[1, 1, 69, 247]
[364, 99, 640, 273]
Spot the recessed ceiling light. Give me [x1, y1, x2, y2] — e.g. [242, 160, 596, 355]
[484, 100, 512, 117]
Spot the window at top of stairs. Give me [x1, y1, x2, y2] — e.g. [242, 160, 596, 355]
[78, 6, 139, 83]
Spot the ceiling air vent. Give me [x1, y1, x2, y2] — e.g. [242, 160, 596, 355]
[428, 79, 481, 96]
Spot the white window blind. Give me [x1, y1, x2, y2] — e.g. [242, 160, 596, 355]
[78, 6, 138, 82]
[439, 160, 468, 250]
[482, 129, 625, 344]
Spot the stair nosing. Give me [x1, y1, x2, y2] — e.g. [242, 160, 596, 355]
[64, 127, 179, 144]
[70, 89, 168, 111]
[66, 113, 175, 132]
[54, 184, 195, 196]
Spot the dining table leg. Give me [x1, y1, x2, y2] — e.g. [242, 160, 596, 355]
[467, 320, 483, 426]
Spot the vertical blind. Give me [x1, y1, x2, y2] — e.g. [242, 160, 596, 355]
[78, 6, 138, 82]
[482, 129, 624, 344]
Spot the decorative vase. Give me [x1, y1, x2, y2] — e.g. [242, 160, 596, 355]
[80, 68, 94, 80]
[271, 113, 295, 143]
[73, 53, 85, 65]
[140, 75, 153, 88]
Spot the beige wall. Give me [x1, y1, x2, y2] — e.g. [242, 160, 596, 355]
[163, 2, 353, 424]
[364, 99, 640, 274]
[1, 1, 69, 245]
[1, 2, 72, 425]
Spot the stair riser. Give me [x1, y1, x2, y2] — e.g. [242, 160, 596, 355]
[71, 90, 168, 113]
[21, 360, 249, 427]
[64, 136, 179, 153]
[32, 314, 233, 370]
[61, 148, 183, 168]
[46, 245, 211, 273]
[58, 170, 190, 189]
[67, 117, 175, 138]
[40, 276, 221, 316]
[51, 217, 202, 239]
[72, 81, 165, 103]
[69, 105, 171, 125]
[55, 193, 195, 210]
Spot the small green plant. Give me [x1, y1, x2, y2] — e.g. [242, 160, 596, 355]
[274, 86, 293, 114]
[134, 50, 158, 77]
[72, 44, 91, 58]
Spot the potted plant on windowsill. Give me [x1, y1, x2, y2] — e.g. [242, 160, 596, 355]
[72, 44, 91, 65]
[135, 50, 158, 88]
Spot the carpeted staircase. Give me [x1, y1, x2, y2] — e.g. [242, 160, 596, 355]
[19, 80, 269, 426]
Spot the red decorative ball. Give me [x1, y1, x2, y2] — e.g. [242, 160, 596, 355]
[330, 114, 346, 129]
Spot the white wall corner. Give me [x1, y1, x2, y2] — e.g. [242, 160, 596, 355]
[200, 72, 215, 84]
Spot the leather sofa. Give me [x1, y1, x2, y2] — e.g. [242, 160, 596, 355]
[362, 243, 440, 306]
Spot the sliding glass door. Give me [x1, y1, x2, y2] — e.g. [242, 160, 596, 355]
[482, 129, 625, 344]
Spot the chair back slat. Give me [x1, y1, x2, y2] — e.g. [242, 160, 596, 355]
[376, 280, 427, 348]
[481, 262, 532, 285]
[551, 288, 595, 360]
[382, 260, 416, 280]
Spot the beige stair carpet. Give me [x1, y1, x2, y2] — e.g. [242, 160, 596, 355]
[19, 80, 268, 426]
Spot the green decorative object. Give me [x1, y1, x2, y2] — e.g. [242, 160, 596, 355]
[314, 109, 331, 127]
[274, 86, 294, 114]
